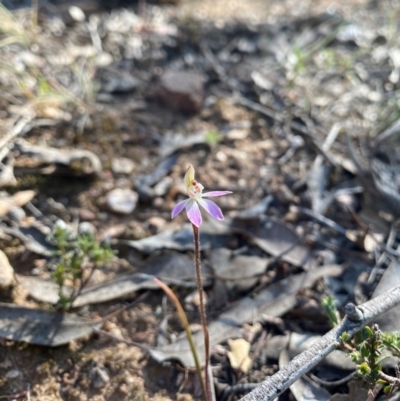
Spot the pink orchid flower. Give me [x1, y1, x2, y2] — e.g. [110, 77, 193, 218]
[171, 165, 232, 227]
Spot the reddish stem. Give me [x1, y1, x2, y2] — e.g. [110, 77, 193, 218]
[192, 224, 211, 401]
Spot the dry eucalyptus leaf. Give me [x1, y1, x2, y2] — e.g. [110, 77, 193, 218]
[328, 381, 368, 401]
[329, 395, 349, 401]
[209, 248, 268, 292]
[0, 250, 14, 289]
[0, 163, 17, 187]
[0, 190, 35, 216]
[14, 139, 102, 175]
[122, 222, 234, 253]
[0, 303, 100, 346]
[17, 252, 209, 307]
[15, 274, 70, 304]
[229, 218, 314, 269]
[372, 260, 400, 344]
[228, 338, 252, 373]
[0, 224, 53, 256]
[135, 154, 178, 200]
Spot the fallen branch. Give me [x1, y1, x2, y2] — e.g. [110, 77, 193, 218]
[240, 285, 400, 401]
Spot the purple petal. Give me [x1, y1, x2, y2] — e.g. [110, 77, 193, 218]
[171, 199, 189, 219]
[202, 191, 232, 197]
[186, 200, 202, 227]
[198, 199, 224, 220]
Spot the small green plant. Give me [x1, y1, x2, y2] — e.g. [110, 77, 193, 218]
[321, 294, 340, 327]
[205, 130, 220, 147]
[290, 47, 307, 74]
[49, 226, 115, 311]
[0, 4, 30, 47]
[341, 325, 400, 396]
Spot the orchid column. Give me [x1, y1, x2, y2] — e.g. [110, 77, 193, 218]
[172, 165, 231, 401]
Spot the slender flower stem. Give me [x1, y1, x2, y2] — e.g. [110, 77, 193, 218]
[192, 224, 211, 401]
[154, 278, 206, 400]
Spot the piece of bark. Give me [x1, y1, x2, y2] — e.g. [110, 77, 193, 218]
[154, 70, 206, 113]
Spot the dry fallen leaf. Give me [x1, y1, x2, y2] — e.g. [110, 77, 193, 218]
[228, 338, 252, 374]
[229, 218, 315, 270]
[0, 190, 35, 216]
[0, 250, 15, 289]
[0, 303, 100, 346]
[16, 251, 210, 307]
[328, 380, 368, 401]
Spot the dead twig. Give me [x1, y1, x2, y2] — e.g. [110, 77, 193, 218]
[372, 118, 400, 148]
[348, 206, 400, 258]
[0, 115, 34, 162]
[93, 328, 150, 352]
[291, 206, 348, 236]
[200, 43, 336, 168]
[238, 95, 337, 166]
[240, 285, 400, 401]
[365, 383, 382, 401]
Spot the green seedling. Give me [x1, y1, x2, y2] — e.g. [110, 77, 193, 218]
[321, 294, 340, 327]
[205, 130, 220, 147]
[291, 47, 307, 74]
[341, 325, 400, 396]
[49, 225, 115, 311]
[0, 4, 30, 47]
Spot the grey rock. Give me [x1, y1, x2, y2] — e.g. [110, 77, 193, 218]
[8, 206, 26, 223]
[91, 366, 110, 389]
[155, 70, 206, 113]
[106, 188, 138, 214]
[5, 369, 21, 379]
[98, 66, 140, 93]
[78, 222, 97, 235]
[111, 158, 135, 174]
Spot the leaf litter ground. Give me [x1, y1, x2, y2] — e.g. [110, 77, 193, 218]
[1, 0, 400, 400]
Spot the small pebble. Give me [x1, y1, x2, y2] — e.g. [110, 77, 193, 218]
[78, 222, 97, 235]
[91, 366, 110, 389]
[106, 188, 138, 215]
[115, 177, 132, 189]
[336, 192, 359, 211]
[68, 6, 85, 22]
[8, 206, 26, 222]
[54, 219, 73, 234]
[155, 70, 206, 113]
[78, 209, 96, 221]
[111, 158, 135, 174]
[146, 216, 166, 234]
[5, 369, 21, 379]
[95, 52, 113, 67]
[153, 176, 173, 196]
[101, 224, 126, 240]
[184, 289, 207, 309]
